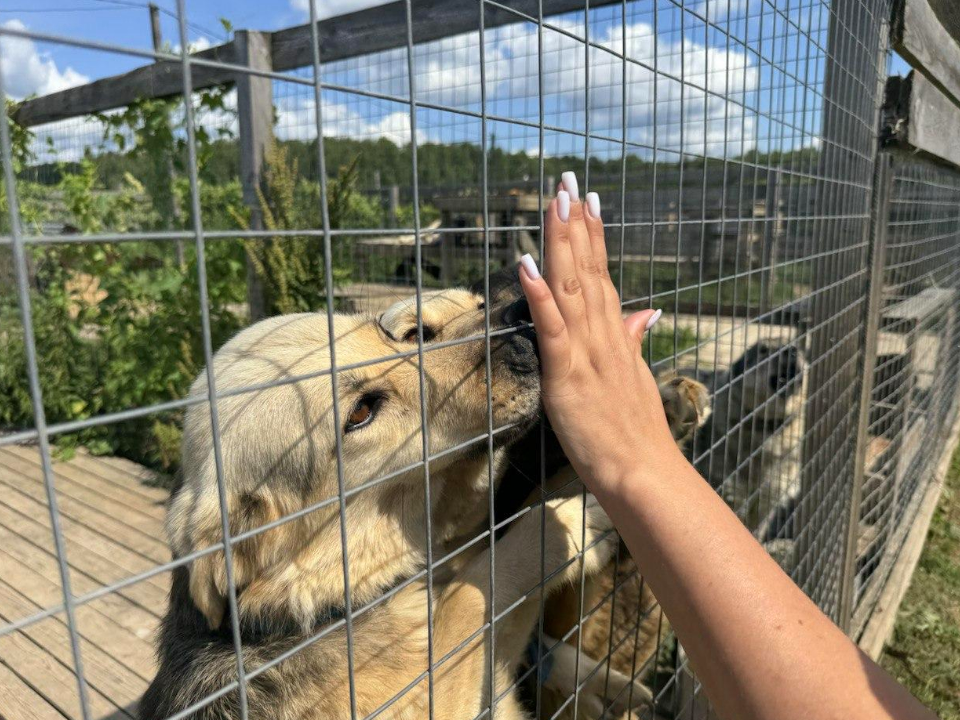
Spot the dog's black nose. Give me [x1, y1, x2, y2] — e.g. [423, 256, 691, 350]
[501, 297, 531, 326]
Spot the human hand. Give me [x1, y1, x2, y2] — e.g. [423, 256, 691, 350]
[518, 172, 684, 492]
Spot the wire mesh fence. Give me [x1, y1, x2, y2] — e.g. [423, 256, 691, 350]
[849, 151, 960, 639]
[0, 0, 957, 718]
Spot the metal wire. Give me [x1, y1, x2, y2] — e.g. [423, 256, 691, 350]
[2, 0, 952, 719]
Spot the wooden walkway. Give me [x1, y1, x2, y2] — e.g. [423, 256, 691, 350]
[0, 445, 170, 720]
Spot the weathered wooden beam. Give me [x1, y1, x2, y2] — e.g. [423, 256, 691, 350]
[882, 71, 960, 169]
[271, 0, 622, 72]
[14, 0, 620, 128]
[13, 42, 239, 127]
[892, 0, 960, 110]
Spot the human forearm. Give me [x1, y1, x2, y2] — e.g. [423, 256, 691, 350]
[590, 453, 935, 720]
[519, 174, 933, 720]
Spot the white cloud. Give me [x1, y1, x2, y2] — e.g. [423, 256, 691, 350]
[290, 0, 390, 20]
[0, 19, 89, 99]
[172, 36, 214, 55]
[275, 95, 425, 146]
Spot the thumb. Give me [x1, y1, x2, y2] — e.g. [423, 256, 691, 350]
[624, 308, 663, 345]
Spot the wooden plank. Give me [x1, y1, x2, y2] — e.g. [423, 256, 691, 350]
[72, 452, 169, 504]
[0, 550, 157, 681]
[0, 527, 159, 649]
[0, 661, 66, 720]
[882, 72, 960, 169]
[0, 473, 169, 589]
[0, 622, 125, 719]
[0, 581, 145, 713]
[13, 0, 622, 128]
[892, 0, 960, 110]
[272, 0, 621, 71]
[0, 503, 166, 616]
[0, 456, 168, 561]
[858, 408, 960, 657]
[12, 41, 239, 127]
[2, 447, 166, 521]
[927, 0, 960, 41]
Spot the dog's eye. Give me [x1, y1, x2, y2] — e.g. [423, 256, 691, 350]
[402, 326, 435, 343]
[345, 393, 384, 433]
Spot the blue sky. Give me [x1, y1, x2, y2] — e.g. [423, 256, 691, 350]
[0, 0, 912, 163]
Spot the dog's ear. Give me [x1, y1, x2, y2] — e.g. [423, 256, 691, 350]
[179, 492, 284, 629]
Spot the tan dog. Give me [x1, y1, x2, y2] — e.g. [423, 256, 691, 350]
[142, 288, 619, 720]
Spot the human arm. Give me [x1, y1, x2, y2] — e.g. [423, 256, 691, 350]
[516, 173, 936, 720]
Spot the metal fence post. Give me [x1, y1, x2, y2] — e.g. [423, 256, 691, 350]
[839, 153, 894, 633]
[235, 29, 273, 322]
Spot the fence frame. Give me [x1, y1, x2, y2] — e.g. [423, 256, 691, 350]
[3, 0, 960, 715]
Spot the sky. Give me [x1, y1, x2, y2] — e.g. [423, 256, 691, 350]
[0, 0, 912, 164]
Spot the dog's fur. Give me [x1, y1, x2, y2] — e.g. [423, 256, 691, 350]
[478, 275, 712, 720]
[685, 339, 806, 533]
[143, 287, 622, 720]
[505, 375, 710, 720]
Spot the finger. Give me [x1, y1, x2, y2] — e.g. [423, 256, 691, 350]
[560, 172, 607, 317]
[624, 308, 662, 346]
[583, 190, 623, 317]
[583, 191, 609, 268]
[519, 254, 571, 380]
[544, 191, 587, 328]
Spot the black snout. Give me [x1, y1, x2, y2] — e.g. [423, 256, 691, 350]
[501, 296, 531, 326]
[494, 293, 539, 376]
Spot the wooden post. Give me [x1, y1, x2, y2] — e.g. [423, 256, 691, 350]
[148, 4, 162, 52]
[234, 30, 273, 322]
[148, 4, 185, 268]
[759, 169, 781, 312]
[838, 153, 893, 632]
[388, 185, 400, 228]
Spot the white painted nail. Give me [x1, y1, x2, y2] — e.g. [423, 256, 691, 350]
[645, 308, 663, 330]
[586, 192, 600, 218]
[557, 191, 570, 222]
[561, 171, 579, 202]
[520, 253, 541, 281]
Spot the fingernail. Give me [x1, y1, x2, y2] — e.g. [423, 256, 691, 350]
[561, 171, 579, 202]
[586, 191, 600, 218]
[520, 253, 541, 281]
[645, 308, 663, 330]
[557, 190, 570, 222]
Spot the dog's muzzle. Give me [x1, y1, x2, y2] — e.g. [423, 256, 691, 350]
[498, 296, 539, 377]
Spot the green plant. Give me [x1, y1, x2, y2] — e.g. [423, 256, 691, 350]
[232, 143, 362, 315]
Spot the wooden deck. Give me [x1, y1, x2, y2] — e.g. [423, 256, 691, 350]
[0, 445, 170, 720]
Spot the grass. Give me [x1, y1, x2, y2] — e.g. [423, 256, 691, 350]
[880, 441, 960, 718]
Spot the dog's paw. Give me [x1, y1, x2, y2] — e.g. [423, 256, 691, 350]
[545, 493, 617, 581]
[658, 375, 711, 447]
[543, 636, 652, 720]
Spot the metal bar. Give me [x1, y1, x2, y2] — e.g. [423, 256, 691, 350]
[306, 0, 359, 714]
[174, 1, 248, 716]
[0, 45, 92, 720]
[838, 152, 893, 632]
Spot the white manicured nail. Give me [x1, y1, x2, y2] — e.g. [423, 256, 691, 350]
[586, 192, 600, 218]
[520, 253, 541, 280]
[645, 308, 663, 330]
[557, 190, 570, 222]
[561, 171, 579, 202]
